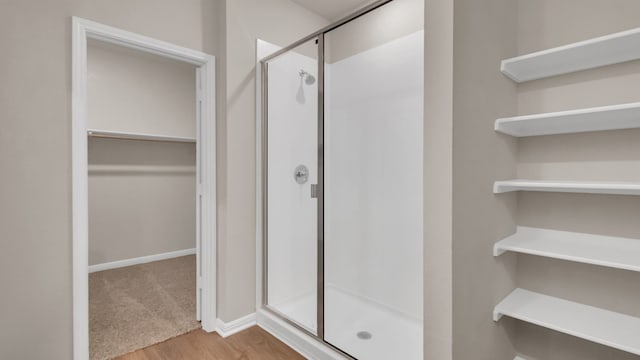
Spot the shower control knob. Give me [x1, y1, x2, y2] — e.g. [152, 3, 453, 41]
[293, 164, 309, 184]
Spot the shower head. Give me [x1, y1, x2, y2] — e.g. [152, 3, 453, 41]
[305, 74, 316, 85]
[299, 69, 316, 85]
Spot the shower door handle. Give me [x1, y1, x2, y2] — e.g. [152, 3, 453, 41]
[310, 184, 318, 198]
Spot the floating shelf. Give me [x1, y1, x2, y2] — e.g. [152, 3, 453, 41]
[494, 226, 640, 272]
[495, 102, 640, 137]
[494, 288, 640, 356]
[501, 27, 640, 83]
[88, 164, 196, 174]
[87, 129, 196, 143]
[493, 180, 640, 196]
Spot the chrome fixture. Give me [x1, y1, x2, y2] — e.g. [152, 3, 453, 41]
[294, 164, 309, 184]
[299, 69, 316, 85]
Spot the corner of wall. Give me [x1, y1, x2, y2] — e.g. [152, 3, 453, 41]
[451, 0, 519, 359]
[423, 0, 454, 359]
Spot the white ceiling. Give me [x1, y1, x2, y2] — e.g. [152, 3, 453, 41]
[290, 0, 375, 21]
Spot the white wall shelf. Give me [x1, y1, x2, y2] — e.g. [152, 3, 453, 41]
[501, 27, 640, 83]
[494, 226, 640, 272]
[495, 102, 640, 137]
[88, 164, 196, 174]
[494, 288, 640, 356]
[87, 129, 196, 143]
[493, 180, 640, 196]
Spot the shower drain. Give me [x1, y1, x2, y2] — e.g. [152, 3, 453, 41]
[356, 331, 372, 340]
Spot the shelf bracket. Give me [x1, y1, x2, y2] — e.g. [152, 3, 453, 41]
[493, 244, 508, 257]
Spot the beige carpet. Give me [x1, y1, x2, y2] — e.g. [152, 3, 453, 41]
[89, 255, 201, 360]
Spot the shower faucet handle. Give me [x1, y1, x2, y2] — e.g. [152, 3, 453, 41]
[293, 164, 309, 184]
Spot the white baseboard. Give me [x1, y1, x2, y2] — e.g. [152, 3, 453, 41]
[257, 309, 349, 360]
[216, 313, 257, 338]
[88, 248, 196, 273]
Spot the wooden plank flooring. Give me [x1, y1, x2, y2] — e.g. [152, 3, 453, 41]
[115, 326, 305, 360]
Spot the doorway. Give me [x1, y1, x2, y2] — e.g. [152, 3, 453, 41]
[71, 17, 216, 360]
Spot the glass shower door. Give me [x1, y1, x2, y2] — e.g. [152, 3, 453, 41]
[264, 37, 319, 334]
[323, 0, 424, 358]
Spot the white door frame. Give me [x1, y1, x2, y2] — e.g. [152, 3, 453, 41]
[71, 17, 216, 360]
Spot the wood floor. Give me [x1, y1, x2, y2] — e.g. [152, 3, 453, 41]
[115, 326, 305, 360]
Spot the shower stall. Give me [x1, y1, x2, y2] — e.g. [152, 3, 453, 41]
[258, 0, 423, 358]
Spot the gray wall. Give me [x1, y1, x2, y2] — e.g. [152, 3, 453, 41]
[0, 1, 219, 359]
[423, 0, 453, 358]
[451, 0, 519, 359]
[87, 41, 197, 266]
[87, 41, 197, 138]
[514, 1, 640, 359]
[88, 139, 196, 266]
[423, 0, 519, 358]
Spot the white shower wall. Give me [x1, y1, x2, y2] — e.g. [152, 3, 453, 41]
[265, 41, 319, 332]
[325, 30, 424, 321]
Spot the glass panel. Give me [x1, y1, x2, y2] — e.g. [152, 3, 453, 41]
[323, 0, 424, 358]
[266, 37, 319, 334]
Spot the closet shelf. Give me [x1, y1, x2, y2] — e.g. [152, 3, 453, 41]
[88, 164, 196, 174]
[493, 180, 640, 196]
[494, 226, 640, 272]
[87, 129, 196, 143]
[495, 102, 640, 137]
[494, 288, 640, 356]
[501, 27, 640, 83]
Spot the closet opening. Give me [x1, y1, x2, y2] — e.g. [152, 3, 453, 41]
[71, 18, 216, 360]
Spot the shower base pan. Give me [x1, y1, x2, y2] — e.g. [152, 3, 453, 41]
[267, 286, 423, 360]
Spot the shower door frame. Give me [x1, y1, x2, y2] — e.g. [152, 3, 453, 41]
[258, 0, 393, 357]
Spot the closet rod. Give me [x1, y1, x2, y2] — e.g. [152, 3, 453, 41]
[87, 129, 196, 143]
